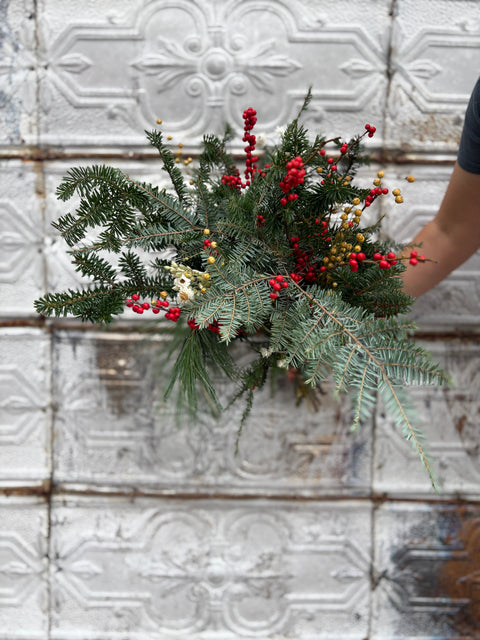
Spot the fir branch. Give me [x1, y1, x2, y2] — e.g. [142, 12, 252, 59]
[145, 130, 191, 204]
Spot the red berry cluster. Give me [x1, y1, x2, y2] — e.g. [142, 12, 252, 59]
[373, 251, 398, 270]
[207, 319, 221, 334]
[221, 107, 265, 192]
[187, 318, 222, 333]
[408, 250, 425, 266]
[280, 156, 305, 206]
[340, 143, 348, 154]
[187, 318, 199, 330]
[125, 294, 180, 320]
[348, 251, 366, 272]
[365, 123, 376, 138]
[289, 236, 318, 283]
[165, 306, 181, 321]
[268, 274, 289, 300]
[364, 186, 389, 207]
[242, 108, 258, 185]
[221, 172, 243, 191]
[256, 214, 265, 227]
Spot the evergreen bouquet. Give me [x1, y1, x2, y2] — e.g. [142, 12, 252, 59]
[35, 92, 446, 485]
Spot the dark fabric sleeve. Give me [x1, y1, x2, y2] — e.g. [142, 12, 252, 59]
[457, 76, 480, 174]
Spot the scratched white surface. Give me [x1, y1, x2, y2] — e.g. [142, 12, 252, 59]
[1, 1, 480, 638]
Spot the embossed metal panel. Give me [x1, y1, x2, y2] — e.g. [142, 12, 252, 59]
[372, 502, 480, 638]
[0, 329, 51, 488]
[52, 331, 372, 495]
[50, 497, 371, 639]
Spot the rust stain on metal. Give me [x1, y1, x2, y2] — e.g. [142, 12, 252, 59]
[438, 512, 480, 635]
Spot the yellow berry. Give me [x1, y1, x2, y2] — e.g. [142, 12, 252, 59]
[160, 291, 168, 299]
[377, 170, 384, 178]
[392, 188, 401, 196]
[316, 167, 323, 174]
[342, 222, 349, 230]
[355, 209, 362, 216]
[156, 118, 162, 124]
[323, 256, 329, 264]
[373, 178, 381, 186]
[201, 287, 206, 294]
[352, 197, 360, 205]
[354, 244, 362, 252]
[395, 195, 404, 204]
[178, 143, 184, 148]
[332, 282, 338, 287]
[203, 228, 210, 235]
[353, 217, 361, 225]
[341, 213, 349, 221]
[406, 175, 415, 183]
[210, 241, 217, 248]
[356, 233, 365, 242]
[207, 256, 215, 264]
[167, 135, 172, 140]
[175, 157, 180, 163]
[343, 207, 352, 213]
[203, 273, 210, 280]
[189, 180, 194, 185]
[330, 247, 337, 255]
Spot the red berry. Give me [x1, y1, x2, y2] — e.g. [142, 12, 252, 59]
[357, 252, 366, 262]
[387, 252, 396, 260]
[270, 292, 278, 300]
[132, 294, 139, 301]
[373, 253, 382, 261]
[379, 260, 390, 269]
[280, 198, 287, 206]
[409, 257, 418, 266]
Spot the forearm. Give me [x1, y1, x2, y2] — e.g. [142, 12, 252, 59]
[402, 163, 480, 298]
[402, 219, 473, 297]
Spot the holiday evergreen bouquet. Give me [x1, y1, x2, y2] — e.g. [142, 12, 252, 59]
[35, 92, 446, 485]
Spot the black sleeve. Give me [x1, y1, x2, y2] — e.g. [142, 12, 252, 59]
[457, 76, 480, 174]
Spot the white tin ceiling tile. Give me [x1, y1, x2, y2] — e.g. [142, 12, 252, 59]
[371, 501, 480, 638]
[374, 339, 480, 499]
[0, 161, 45, 317]
[385, 0, 480, 156]
[52, 331, 372, 496]
[36, 0, 390, 151]
[0, 0, 38, 147]
[0, 495, 49, 639]
[379, 164, 480, 331]
[0, 328, 51, 488]
[50, 496, 372, 640]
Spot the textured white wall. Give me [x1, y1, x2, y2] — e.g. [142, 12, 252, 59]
[0, 1, 479, 638]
